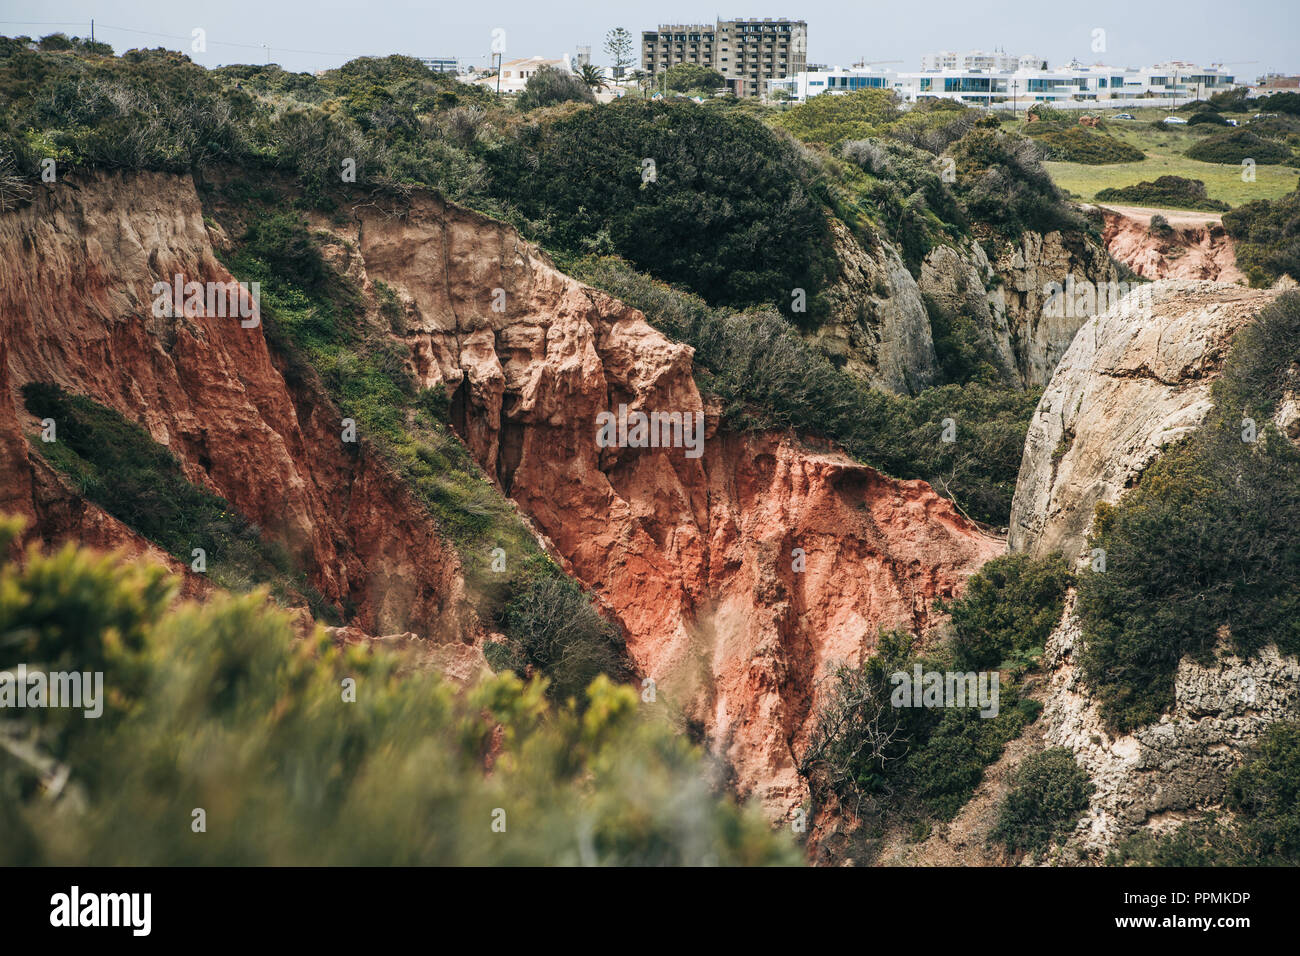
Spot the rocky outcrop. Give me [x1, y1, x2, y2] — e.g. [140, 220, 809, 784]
[1042, 594, 1300, 854]
[816, 223, 1116, 394]
[987, 230, 1119, 387]
[0, 170, 480, 647]
[1007, 278, 1295, 855]
[1009, 280, 1278, 560]
[812, 219, 939, 393]
[315, 191, 1003, 819]
[1099, 205, 1247, 284]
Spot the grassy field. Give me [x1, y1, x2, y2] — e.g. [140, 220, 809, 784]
[1004, 106, 1300, 207]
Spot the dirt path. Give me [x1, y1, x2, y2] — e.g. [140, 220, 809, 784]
[1094, 202, 1228, 227]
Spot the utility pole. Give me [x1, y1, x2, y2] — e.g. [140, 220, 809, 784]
[90, 19, 94, 42]
[493, 52, 502, 95]
[1012, 78, 1018, 117]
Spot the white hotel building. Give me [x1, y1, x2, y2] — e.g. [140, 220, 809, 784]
[769, 51, 1240, 108]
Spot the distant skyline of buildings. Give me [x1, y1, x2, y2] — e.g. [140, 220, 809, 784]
[771, 51, 1246, 107]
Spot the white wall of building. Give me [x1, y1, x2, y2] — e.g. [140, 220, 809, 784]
[770, 55, 1240, 107]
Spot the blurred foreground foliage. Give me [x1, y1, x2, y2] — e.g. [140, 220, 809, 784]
[0, 518, 798, 865]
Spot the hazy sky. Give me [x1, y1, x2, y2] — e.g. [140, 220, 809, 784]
[1, 0, 1295, 77]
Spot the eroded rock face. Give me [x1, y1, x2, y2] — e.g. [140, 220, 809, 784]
[989, 230, 1119, 388]
[0, 170, 479, 646]
[814, 224, 1115, 393]
[812, 219, 939, 393]
[1042, 595, 1300, 854]
[1099, 206, 1247, 284]
[330, 192, 1003, 818]
[1008, 280, 1278, 560]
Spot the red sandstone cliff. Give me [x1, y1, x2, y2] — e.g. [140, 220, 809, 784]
[312, 191, 1004, 818]
[1098, 204, 1246, 283]
[0, 170, 479, 649]
[1, 171, 1002, 819]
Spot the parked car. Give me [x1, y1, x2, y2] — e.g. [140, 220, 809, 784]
[1114, 112, 1136, 119]
[1162, 116, 1188, 124]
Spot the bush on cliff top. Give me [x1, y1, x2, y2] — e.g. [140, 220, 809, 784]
[1222, 181, 1300, 286]
[1095, 175, 1230, 212]
[486, 98, 837, 319]
[947, 128, 1087, 236]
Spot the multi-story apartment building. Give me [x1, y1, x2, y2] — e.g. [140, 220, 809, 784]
[771, 54, 1240, 107]
[419, 56, 460, 73]
[641, 17, 807, 97]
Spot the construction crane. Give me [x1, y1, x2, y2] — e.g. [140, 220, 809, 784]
[851, 58, 903, 69]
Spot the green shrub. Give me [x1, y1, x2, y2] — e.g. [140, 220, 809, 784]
[1026, 125, 1145, 164]
[488, 98, 837, 317]
[943, 552, 1073, 671]
[1095, 175, 1229, 211]
[1147, 213, 1174, 238]
[1187, 111, 1229, 126]
[947, 128, 1087, 236]
[18, 383, 334, 616]
[515, 64, 595, 110]
[1111, 719, 1300, 865]
[1222, 183, 1300, 286]
[993, 748, 1093, 853]
[1185, 128, 1294, 164]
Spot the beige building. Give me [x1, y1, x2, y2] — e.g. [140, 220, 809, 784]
[641, 18, 807, 97]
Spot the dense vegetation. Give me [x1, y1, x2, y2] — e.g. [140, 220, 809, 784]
[1095, 174, 1230, 211]
[943, 552, 1074, 672]
[1111, 720, 1300, 866]
[486, 98, 837, 318]
[1222, 181, 1300, 286]
[1076, 292, 1300, 732]
[0, 519, 796, 865]
[992, 748, 1093, 855]
[800, 552, 1070, 859]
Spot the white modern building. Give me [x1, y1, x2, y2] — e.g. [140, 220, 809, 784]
[466, 54, 573, 94]
[769, 53, 1241, 108]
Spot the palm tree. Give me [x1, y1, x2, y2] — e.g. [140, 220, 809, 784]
[576, 62, 608, 93]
